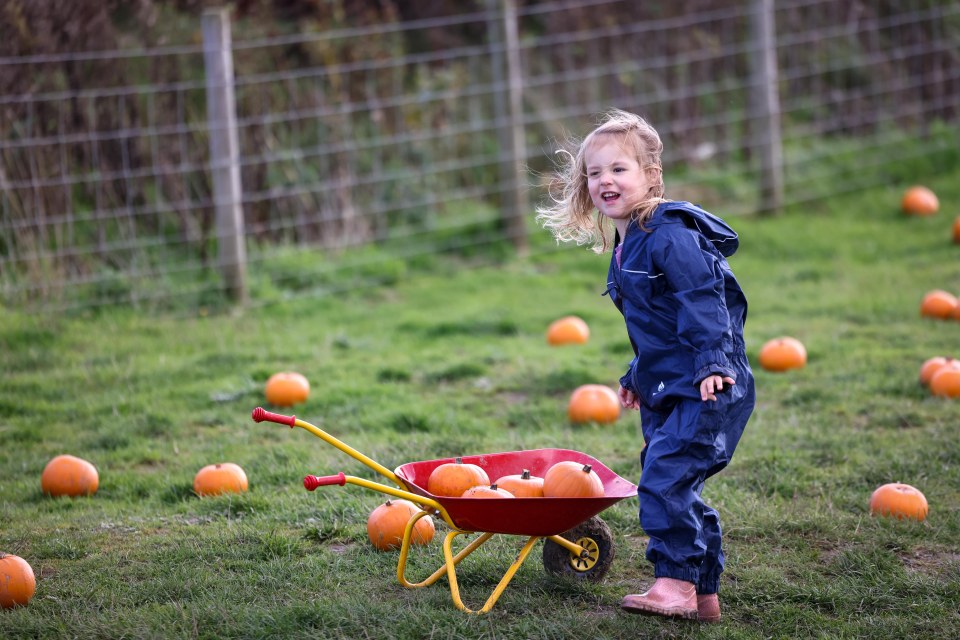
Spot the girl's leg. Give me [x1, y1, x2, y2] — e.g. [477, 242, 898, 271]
[693, 496, 723, 623]
[698, 502, 724, 594]
[622, 402, 705, 619]
[627, 363, 754, 620]
[698, 369, 755, 594]
[638, 399, 720, 585]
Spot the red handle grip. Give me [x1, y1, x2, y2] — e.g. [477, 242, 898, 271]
[304, 472, 347, 491]
[251, 407, 296, 427]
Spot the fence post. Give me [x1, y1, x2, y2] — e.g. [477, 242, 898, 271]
[749, 0, 783, 216]
[490, 0, 529, 254]
[202, 8, 247, 302]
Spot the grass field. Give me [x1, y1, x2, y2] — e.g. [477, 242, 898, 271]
[2, 175, 960, 639]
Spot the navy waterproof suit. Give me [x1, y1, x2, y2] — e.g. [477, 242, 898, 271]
[605, 201, 756, 594]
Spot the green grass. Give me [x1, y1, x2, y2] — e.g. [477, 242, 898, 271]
[3, 174, 960, 639]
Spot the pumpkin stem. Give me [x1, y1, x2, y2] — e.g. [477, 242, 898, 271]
[582, 464, 593, 473]
[490, 484, 498, 490]
[521, 469, 531, 479]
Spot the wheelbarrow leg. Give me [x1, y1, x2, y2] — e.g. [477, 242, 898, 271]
[398, 521, 494, 588]
[443, 531, 542, 614]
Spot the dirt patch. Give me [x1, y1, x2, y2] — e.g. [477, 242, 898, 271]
[496, 391, 528, 405]
[899, 547, 960, 578]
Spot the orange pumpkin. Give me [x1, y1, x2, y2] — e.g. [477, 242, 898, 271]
[901, 186, 939, 216]
[567, 384, 620, 424]
[546, 316, 590, 346]
[869, 483, 928, 521]
[461, 484, 515, 498]
[264, 372, 310, 407]
[40, 454, 99, 498]
[426, 458, 490, 497]
[0, 553, 36, 609]
[193, 462, 249, 496]
[366, 499, 435, 551]
[757, 337, 807, 372]
[919, 356, 958, 387]
[952, 216, 960, 244]
[494, 469, 545, 498]
[920, 290, 958, 319]
[543, 461, 605, 498]
[930, 366, 960, 398]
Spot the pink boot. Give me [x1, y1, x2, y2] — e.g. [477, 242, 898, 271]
[697, 593, 721, 623]
[620, 578, 698, 620]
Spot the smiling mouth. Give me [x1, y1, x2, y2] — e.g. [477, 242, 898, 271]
[601, 191, 620, 202]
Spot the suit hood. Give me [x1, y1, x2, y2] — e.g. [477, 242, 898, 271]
[640, 201, 740, 257]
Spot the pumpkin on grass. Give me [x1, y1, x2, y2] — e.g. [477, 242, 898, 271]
[920, 290, 958, 319]
[494, 469, 545, 497]
[546, 316, 590, 346]
[869, 483, 928, 521]
[426, 457, 489, 497]
[194, 462, 249, 496]
[0, 553, 35, 608]
[567, 384, 620, 424]
[901, 186, 939, 216]
[952, 216, 960, 244]
[930, 366, 960, 398]
[919, 356, 958, 387]
[543, 461, 605, 498]
[264, 372, 310, 407]
[757, 337, 807, 372]
[367, 499, 434, 551]
[41, 454, 99, 498]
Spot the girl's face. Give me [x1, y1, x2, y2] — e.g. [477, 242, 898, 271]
[585, 136, 653, 234]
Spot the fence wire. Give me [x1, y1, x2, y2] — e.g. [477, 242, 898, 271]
[1, 0, 957, 313]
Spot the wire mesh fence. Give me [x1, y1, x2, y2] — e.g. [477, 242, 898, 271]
[1, 0, 958, 313]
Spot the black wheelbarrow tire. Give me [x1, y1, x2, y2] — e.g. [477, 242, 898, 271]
[542, 515, 615, 582]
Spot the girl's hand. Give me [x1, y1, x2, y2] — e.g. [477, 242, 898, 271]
[618, 385, 640, 410]
[700, 375, 735, 402]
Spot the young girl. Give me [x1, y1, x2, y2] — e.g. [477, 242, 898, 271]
[537, 109, 756, 622]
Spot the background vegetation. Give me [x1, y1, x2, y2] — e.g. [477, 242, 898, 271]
[2, 158, 960, 637]
[2, 0, 958, 311]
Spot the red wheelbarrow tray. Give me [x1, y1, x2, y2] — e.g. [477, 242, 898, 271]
[394, 448, 637, 537]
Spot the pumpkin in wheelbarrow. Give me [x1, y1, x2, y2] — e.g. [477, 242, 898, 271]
[543, 461, 605, 498]
[426, 457, 489, 497]
[494, 469, 544, 497]
[461, 484, 515, 498]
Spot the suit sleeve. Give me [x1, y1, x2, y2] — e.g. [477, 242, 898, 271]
[651, 225, 736, 385]
[619, 356, 638, 394]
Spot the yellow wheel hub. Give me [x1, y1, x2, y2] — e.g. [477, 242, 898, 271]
[568, 536, 600, 572]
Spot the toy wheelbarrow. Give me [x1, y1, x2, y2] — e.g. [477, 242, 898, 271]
[251, 407, 638, 614]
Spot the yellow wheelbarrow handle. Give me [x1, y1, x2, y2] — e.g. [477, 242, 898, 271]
[252, 407, 400, 484]
[252, 407, 458, 528]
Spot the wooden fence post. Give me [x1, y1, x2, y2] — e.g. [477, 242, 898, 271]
[749, 0, 784, 216]
[491, 0, 529, 254]
[202, 8, 247, 302]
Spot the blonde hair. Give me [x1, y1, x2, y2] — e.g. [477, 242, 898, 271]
[536, 108, 667, 253]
